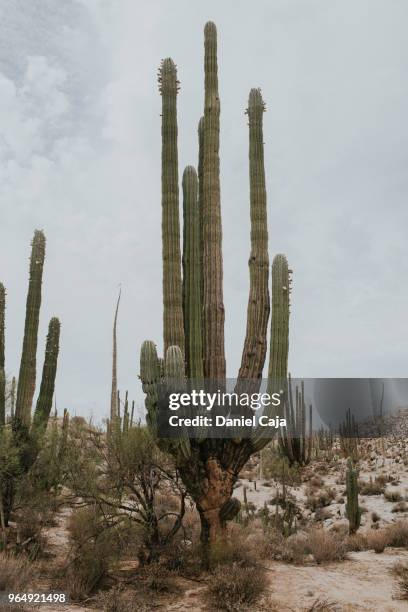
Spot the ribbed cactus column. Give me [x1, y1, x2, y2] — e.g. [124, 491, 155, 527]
[182, 166, 203, 380]
[16, 230, 46, 427]
[159, 58, 185, 357]
[140, 340, 161, 432]
[238, 89, 270, 387]
[0, 283, 5, 426]
[32, 317, 61, 434]
[267, 254, 290, 390]
[202, 22, 225, 381]
[346, 459, 361, 534]
[198, 116, 204, 313]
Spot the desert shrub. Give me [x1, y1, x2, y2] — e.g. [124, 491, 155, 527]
[392, 501, 408, 513]
[64, 505, 124, 600]
[344, 532, 367, 552]
[65, 425, 186, 564]
[208, 532, 257, 568]
[97, 587, 151, 612]
[208, 563, 267, 611]
[384, 489, 403, 502]
[139, 563, 178, 593]
[281, 533, 308, 564]
[358, 477, 385, 496]
[261, 447, 301, 486]
[309, 476, 325, 489]
[371, 511, 380, 523]
[305, 487, 336, 511]
[0, 554, 33, 591]
[305, 599, 339, 611]
[304, 528, 347, 564]
[366, 530, 388, 553]
[314, 507, 334, 522]
[386, 521, 408, 547]
[392, 562, 408, 600]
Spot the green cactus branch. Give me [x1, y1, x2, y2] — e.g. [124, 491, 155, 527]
[237, 88, 270, 389]
[159, 58, 185, 357]
[32, 317, 61, 435]
[202, 22, 225, 381]
[16, 230, 46, 427]
[182, 166, 203, 380]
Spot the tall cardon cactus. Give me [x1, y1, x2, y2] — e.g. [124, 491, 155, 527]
[0, 231, 62, 524]
[140, 22, 292, 547]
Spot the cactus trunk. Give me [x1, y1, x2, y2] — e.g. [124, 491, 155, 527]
[159, 58, 185, 356]
[15, 230, 46, 427]
[346, 459, 361, 534]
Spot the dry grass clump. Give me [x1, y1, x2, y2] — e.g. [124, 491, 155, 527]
[305, 528, 347, 564]
[208, 563, 267, 611]
[96, 587, 153, 612]
[392, 501, 408, 513]
[0, 554, 34, 591]
[304, 599, 339, 611]
[365, 529, 388, 553]
[344, 532, 367, 552]
[391, 561, 408, 600]
[384, 489, 403, 502]
[386, 521, 408, 547]
[305, 487, 336, 511]
[358, 476, 385, 496]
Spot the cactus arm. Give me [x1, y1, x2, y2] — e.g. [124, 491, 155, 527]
[15, 230, 46, 427]
[182, 166, 204, 380]
[159, 58, 185, 356]
[0, 283, 5, 426]
[32, 317, 61, 435]
[267, 254, 290, 393]
[202, 22, 225, 381]
[237, 89, 270, 387]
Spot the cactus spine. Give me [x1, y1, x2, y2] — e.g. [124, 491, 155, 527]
[159, 58, 184, 356]
[237, 89, 270, 388]
[202, 22, 225, 381]
[345, 458, 361, 534]
[0, 284, 5, 426]
[16, 230, 46, 427]
[182, 166, 203, 379]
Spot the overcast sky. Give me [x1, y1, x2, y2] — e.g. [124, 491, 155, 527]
[1, 0, 407, 420]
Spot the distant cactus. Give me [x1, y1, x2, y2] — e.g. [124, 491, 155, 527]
[140, 22, 292, 548]
[345, 458, 361, 534]
[110, 288, 121, 420]
[279, 376, 313, 466]
[340, 407, 359, 459]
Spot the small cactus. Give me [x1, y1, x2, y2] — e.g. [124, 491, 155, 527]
[346, 458, 361, 534]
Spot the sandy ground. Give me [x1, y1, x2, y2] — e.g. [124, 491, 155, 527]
[30, 435, 408, 611]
